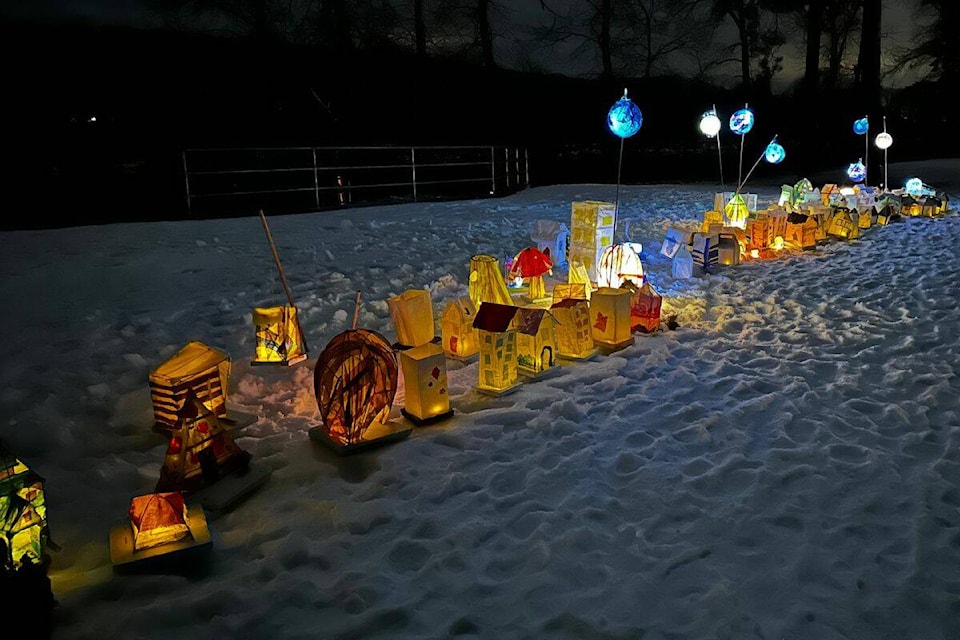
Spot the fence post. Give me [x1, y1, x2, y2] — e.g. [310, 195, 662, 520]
[525, 148, 530, 187]
[504, 147, 511, 189]
[312, 147, 320, 210]
[513, 147, 520, 188]
[490, 146, 496, 194]
[182, 149, 192, 218]
[411, 147, 418, 202]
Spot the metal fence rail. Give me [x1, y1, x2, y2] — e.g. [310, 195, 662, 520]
[183, 145, 529, 217]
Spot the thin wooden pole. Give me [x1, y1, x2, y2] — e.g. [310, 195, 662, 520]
[352, 291, 362, 330]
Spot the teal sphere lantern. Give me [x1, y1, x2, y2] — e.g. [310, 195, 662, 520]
[905, 177, 923, 196]
[847, 159, 866, 183]
[607, 91, 643, 138]
[764, 141, 786, 164]
[729, 108, 754, 135]
[853, 117, 869, 135]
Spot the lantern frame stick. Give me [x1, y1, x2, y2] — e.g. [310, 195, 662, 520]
[733, 135, 777, 197]
[737, 103, 749, 188]
[351, 291, 362, 330]
[714, 105, 724, 190]
[882, 116, 888, 191]
[614, 134, 625, 233]
[259, 209, 308, 352]
[864, 115, 869, 186]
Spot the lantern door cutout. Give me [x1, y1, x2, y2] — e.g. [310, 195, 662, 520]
[109, 492, 212, 572]
[472, 302, 521, 397]
[551, 298, 599, 362]
[149, 341, 256, 436]
[309, 329, 412, 454]
[388, 289, 438, 350]
[251, 305, 308, 366]
[441, 297, 480, 362]
[590, 287, 634, 352]
[0, 441, 51, 572]
[400, 343, 454, 426]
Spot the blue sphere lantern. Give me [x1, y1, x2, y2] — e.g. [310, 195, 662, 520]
[764, 141, 786, 164]
[905, 177, 924, 196]
[729, 108, 754, 135]
[853, 117, 869, 135]
[607, 91, 643, 138]
[847, 158, 866, 183]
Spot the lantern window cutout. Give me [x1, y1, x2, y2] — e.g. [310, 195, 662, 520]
[590, 287, 634, 352]
[514, 307, 561, 379]
[551, 298, 598, 361]
[251, 305, 308, 366]
[630, 282, 663, 334]
[154, 391, 265, 512]
[691, 233, 719, 273]
[567, 260, 593, 301]
[472, 303, 521, 397]
[531, 220, 571, 269]
[569, 201, 616, 283]
[825, 207, 860, 241]
[149, 341, 254, 436]
[0, 441, 51, 572]
[717, 232, 741, 266]
[399, 343, 454, 426]
[672, 245, 694, 279]
[441, 296, 480, 362]
[309, 329, 412, 454]
[469, 255, 514, 311]
[109, 492, 212, 571]
[597, 243, 645, 289]
[388, 289, 437, 350]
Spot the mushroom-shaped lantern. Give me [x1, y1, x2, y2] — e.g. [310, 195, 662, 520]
[509, 247, 554, 301]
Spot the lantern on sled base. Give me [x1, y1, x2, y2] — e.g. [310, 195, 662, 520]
[252, 305, 307, 366]
[109, 492, 212, 572]
[309, 329, 412, 454]
[591, 287, 634, 352]
[400, 343, 454, 426]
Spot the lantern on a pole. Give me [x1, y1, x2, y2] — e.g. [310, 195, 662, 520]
[853, 116, 869, 185]
[729, 105, 755, 187]
[847, 158, 866, 183]
[606, 88, 643, 230]
[699, 107, 723, 189]
[875, 117, 893, 191]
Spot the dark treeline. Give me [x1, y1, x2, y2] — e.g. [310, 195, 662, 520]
[0, 19, 955, 230]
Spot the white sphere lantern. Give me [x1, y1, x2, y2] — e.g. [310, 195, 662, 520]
[875, 132, 893, 150]
[699, 111, 722, 138]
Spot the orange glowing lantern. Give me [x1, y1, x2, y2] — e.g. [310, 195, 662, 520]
[110, 492, 212, 570]
[590, 287, 634, 351]
[400, 342, 453, 425]
[251, 305, 307, 366]
[149, 341, 232, 435]
[630, 282, 662, 334]
[825, 207, 860, 240]
[441, 297, 480, 360]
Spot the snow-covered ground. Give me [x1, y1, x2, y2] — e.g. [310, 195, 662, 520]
[2, 159, 959, 639]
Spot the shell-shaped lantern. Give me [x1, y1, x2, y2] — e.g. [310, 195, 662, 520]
[313, 329, 399, 447]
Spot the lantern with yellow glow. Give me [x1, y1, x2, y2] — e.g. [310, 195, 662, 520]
[900, 195, 922, 217]
[509, 247, 554, 302]
[590, 287, 634, 350]
[155, 391, 252, 494]
[569, 201, 616, 283]
[387, 289, 436, 349]
[784, 212, 817, 250]
[441, 297, 479, 360]
[825, 207, 860, 240]
[310, 329, 411, 453]
[400, 343, 453, 425]
[921, 196, 942, 218]
[746, 217, 770, 252]
[550, 298, 597, 361]
[0, 441, 49, 571]
[597, 243, 644, 289]
[251, 306, 307, 366]
[717, 232, 740, 266]
[630, 282, 662, 333]
[514, 307, 560, 377]
[149, 341, 231, 435]
[701, 210, 724, 233]
[469, 255, 513, 310]
[110, 492, 212, 569]
[473, 302, 521, 396]
[567, 260, 593, 300]
[552, 283, 588, 303]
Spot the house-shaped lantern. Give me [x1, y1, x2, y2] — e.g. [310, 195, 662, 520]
[701, 210, 724, 233]
[110, 492, 212, 570]
[746, 217, 770, 252]
[569, 201, 616, 283]
[660, 228, 690, 259]
[630, 282, 662, 334]
[469, 255, 513, 311]
[590, 287, 634, 350]
[900, 195, 922, 217]
[550, 298, 597, 361]
[784, 212, 818, 251]
[310, 329, 411, 453]
[921, 196, 942, 218]
[251, 305, 307, 366]
[155, 391, 252, 494]
[473, 302, 521, 396]
[400, 342, 453, 426]
[441, 297, 479, 360]
[0, 441, 50, 571]
[530, 220, 570, 268]
[825, 207, 860, 240]
[514, 307, 560, 377]
[387, 289, 436, 349]
[149, 341, 231, 434]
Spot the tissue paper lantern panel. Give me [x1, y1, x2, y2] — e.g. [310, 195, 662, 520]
[441, 297, 480, 361]
[550, 298, 598, 361]
[400, 343, 453, 426]
[473, 303, 521, 397]
[387, 289, 436, 349]
[149, 341, 231, 434]
[251, 305, 307, 366]
[590, 287, 634, 351]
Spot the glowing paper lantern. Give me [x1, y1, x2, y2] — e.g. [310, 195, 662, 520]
[590, 287, 634, 351]
[0, 442, 49, 571]
[400, 343, 453, 425]
[905, 178, 924, 196]
[472, 302, 521, 396]
[729, 108, 754, 135]
[510, 246, 554, 301]
[550, 298, 597, 361]
[630, 282, 662, 334]
[252, 305, 307, 366]
[699, 110, 721, 137]
[596, 243, 644, 289]
[441, 297, 479, 360]
[149, 341, 231, 434]
[387, 289, 436, 349]
[764, 141, 786, 164]
[514, 307, 560, 377]
[607, 92, 643, 138]
[847, 159, 866, 183]
[110, 492, 212, 569]
[468, 255, 513, 309]
[875, 132, 893, 150]
[853, 117, 869, 135]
